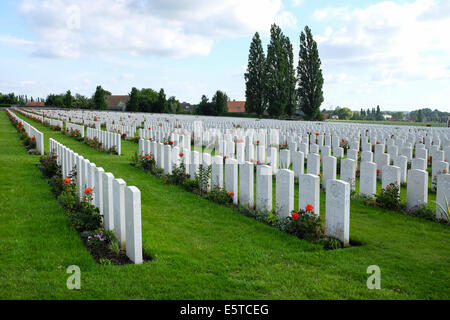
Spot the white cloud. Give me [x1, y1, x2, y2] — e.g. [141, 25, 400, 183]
[314, 0, 450, 82]
[0, 35, 34, 47]
[275, 11, 298, 30]
[18, 0, 286, 58]
[121, 73, 135, 79]
[291, 0, 304, 7]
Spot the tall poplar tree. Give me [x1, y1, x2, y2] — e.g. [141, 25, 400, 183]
[126, 87, 139, 112]
[212, 90, 228, 116]
[265, 24, 288, 118]
[297, 26, 324, 120]
[93, 85, 110, 110]
[244, 32, 266, 116]
[283, 36, 297, 117]
[64, 90, 72, 109]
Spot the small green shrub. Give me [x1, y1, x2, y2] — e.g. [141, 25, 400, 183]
[195, 164, 211, 195]
[266, 210, 278, 225]
[109, 240, 120, 254]
[204, 188, 233, 205]
[130, 151, 139, 167]
[404, 204, 435, 221]
[321, 237, 343, 250]
[99, 258, 113, 266]
[169, 162, 189, 185]
[182, 179, 199, 192]
[37, 153, 60, 179]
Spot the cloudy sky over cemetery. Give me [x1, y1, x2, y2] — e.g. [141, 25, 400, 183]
[0, 0, 449, 111]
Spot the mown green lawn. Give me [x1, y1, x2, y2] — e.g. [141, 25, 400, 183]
[1, 110, 449, 299]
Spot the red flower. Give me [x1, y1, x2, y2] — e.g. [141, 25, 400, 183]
[141, 155, 145, 158]
[31, 136, 36, 140]
[377, 169, 380, 174]
[230, 192, 235, 197]
[179, 153, 184, 157]
[292, 212, 299, 221]
[257, 160, 260, 164]
[342, 138, 345, 143]
[146, 155, 150, 159]
[54, 155, 58, 159]
[84, 187, 92, 195]
[318, 173, 322, 177]
[305, 204, 314, 212]
[63, 178, 71, 183]
[169, 141, 174, 145]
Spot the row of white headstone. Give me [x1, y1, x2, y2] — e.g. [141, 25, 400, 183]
[86, 127, 122, 155]
[138, 138, 351, 245]
[49, 138, 143, 264]
[8, 109, 44, 155]
[106, 123, 136, 138]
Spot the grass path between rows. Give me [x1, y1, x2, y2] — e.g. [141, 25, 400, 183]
[1, 110, 449, 299]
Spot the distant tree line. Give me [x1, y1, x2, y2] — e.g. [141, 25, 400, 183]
[41, 86, 184, 114]
[409, 108, 449, 123]
[126, 87, 181, 114]
[0, 92, 45, 106]
[191, 90, 229, 116]
[322, 105, 449, 123]
[244, 24, 324, 120]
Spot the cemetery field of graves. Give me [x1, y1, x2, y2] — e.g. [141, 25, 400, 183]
[1, 108, 450, 300]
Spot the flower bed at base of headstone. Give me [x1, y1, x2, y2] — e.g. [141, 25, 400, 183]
[7, 111, 40, 155]
[83, 136, 118, 155]
[64, 128, 84, 142]
[287, 206, 344, 250]
[50, 124, 61, 131]
[130, 152, 347, 250]
[37, 153, 148, 265]
[352, 184, 449, 226]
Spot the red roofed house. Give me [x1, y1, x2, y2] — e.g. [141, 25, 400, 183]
[106, 95, 130, 111]
[227, 100, 246, 113]
[25, 101, 45, 107]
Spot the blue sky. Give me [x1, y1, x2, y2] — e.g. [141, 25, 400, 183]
[1, 0, 449, 111]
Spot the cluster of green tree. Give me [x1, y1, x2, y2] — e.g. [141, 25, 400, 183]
[193, 91, 228, 116]
[0, 92, 19, 105]
[126, 87, 181, 113]
[0, 92, 45, 105]
[343, 105, 385, 121]
[324, 106, 449, 123]
[245, 24, 324, 120]
[409, 108, 449, 123]
[45, 86, 111, 110]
